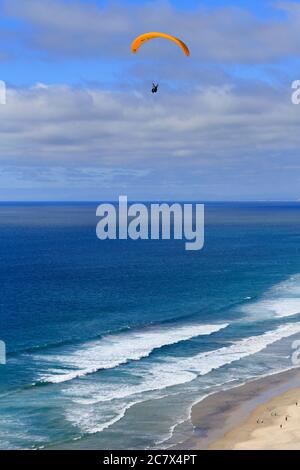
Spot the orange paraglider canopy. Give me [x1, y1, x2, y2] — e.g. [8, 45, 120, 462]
[131, 32, 190, 57]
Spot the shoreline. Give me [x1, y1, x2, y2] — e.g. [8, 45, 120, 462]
[175, 367, 300, 450]
[209, 386, 300, 450]
[51, 368, 300, 450]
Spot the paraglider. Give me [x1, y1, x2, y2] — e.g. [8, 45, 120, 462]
[152, 83, 159, 94]
[131, 32, 190, 57]
[131, 32, 190, 93]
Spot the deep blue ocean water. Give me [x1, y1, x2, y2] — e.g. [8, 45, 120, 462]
[1, 202, 300, 449]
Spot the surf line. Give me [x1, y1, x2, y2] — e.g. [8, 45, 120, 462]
[96, 196, 204, 251]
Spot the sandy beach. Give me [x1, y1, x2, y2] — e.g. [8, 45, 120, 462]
[209, 386, 300, 450]
[176, 368, 300, 450]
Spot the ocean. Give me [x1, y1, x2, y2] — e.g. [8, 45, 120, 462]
[1, 202, 300, 449]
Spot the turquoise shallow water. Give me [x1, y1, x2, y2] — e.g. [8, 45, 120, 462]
[1, 202, 300, 449]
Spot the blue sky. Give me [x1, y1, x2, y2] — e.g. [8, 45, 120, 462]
[0, 0, 300, 201]
[0, 0, 297, 86]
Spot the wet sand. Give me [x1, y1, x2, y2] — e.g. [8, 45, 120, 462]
[177, 368, 300, 450]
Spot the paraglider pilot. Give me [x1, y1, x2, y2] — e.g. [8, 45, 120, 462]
[152, 82, 159, 93]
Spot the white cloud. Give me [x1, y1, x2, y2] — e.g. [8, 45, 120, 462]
[0, 82, 299, 171]
[4, 0, 300, 63]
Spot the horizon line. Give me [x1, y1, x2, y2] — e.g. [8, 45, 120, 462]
[0, 200, 300, 204]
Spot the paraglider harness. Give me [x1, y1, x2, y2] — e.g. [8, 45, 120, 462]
[152, 83, 159, 93]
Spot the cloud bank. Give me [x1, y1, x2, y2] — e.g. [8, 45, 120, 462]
[0, 81, 299, 200]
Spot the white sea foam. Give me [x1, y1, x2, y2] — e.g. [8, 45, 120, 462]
[64, 322, 300, 436]
[37, 323, 228, 384]
[65, 322, 300, 406]
[242, 274, 300, 319]
[65, 400, 144, 435]
[66, 391, 173, 436]
[65, 368, 197, 405]
[243, 298, 300, 319]
[174, 322, 300, 375]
